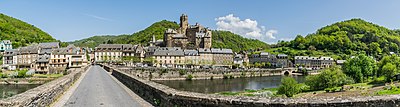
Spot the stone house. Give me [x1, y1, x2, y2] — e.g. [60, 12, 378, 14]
[153, 47, 185, 68]
[16, 45, 39, 69]
[183, 49, 200, 68]
[49, 48, 68, 73]
[35, 54, 50, 74]
[294, 56, 334, 70]
[2, 49, 17, 70]
[0, 40, 12, 52]
[198, 48, 213, 66]
[211, 48, 233, 68]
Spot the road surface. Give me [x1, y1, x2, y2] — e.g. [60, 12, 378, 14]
[63, 65, 147, 107]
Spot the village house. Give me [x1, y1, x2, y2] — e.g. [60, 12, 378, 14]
[153, 47, 185, 68]
[211, 48, 233, 68]
[249, 52, 290, 68]
[198, 48, 213, 66]
[2, 49, 17, 70]
[183, 49, 200, 68]
[16, 45, 39, 69]
[294, 56, 334, 70]
[0, 40, 12, 52]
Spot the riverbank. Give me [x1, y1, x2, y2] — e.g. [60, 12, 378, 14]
[113, 65, 305, 81]
[0, 74, 63, 84]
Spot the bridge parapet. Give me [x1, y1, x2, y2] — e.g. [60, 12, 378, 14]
[106, 65, 400, 107]
[0, 65, 90, 106]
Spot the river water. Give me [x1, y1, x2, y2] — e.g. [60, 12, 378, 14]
[0, 84, 41, 99]
[155, 75, 306, 93]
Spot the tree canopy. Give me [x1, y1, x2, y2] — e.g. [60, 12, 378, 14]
[276, 18, 400, 60]
[0, 13, 58, 48]
[69, 20, 269, 51]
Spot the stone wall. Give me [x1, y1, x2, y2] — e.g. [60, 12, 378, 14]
[114, 66, 284, 80]
[105, 64, 400, 107]
[0, 65, 90, 107]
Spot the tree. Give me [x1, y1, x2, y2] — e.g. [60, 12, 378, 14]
[308, 45, 316, 51]
[342, 54, 376, 83]
[277, 77, 301, 97]
[306, 66, 354, 90]
[369, 42, 381, 55]
[389, 43, 399, 53]
[382, 63, 398, 82]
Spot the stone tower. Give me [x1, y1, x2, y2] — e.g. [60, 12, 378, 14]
[204, 29, 212, 48]
[180, 14, 188, 34]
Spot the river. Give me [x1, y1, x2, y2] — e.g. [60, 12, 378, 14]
[155, 75, 306, 93]
[0, 84, 41, 99]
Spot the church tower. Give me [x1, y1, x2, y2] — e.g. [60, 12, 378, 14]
[180, 14, 188, 34]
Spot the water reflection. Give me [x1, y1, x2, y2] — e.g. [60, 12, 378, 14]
[0, 84, 40, 99]
[155, 75, 305, 93]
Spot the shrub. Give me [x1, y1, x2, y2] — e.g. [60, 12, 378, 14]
[277, 77, 301, 97]
[17, 69, 28, 78]
[178, 69, 186, 75]
[306, 66, 354, 90]
[186, 74, 193, 80]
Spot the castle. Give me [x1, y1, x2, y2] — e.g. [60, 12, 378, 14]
[163, 14, 212, 49]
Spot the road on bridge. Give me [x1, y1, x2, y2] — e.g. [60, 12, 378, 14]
[61, 65, 150, 107]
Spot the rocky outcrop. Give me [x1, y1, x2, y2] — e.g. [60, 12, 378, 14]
[0, 66, 89, 107]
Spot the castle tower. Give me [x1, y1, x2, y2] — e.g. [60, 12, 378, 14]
[204, 29, 212, 48]
[180, 14, 188, 34]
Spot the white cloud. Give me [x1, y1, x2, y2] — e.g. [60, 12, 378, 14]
[215, 14, 277, 43]
[83, 13, 113, 22]
[266, 30, 277, 39]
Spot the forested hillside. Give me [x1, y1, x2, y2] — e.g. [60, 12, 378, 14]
[0, 13, 57, 48]
[70, 20, 269, 51]
[273, 19, 400, 59]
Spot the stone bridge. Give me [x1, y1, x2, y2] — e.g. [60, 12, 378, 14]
[2, 64, 400, 107]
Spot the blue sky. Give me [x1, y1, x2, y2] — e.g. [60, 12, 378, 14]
[1, 0, 400, 44]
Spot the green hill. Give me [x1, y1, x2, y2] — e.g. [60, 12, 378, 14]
[0, 13, 57, 48]
[70, 20, 269, 51]
[273, 18, 400, 59]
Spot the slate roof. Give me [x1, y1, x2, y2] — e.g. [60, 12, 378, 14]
[294, 56, 333, 60]
[336, 60, 346, 64]
[153, 47, 184, 56]
[18, 45, 39, 54]
[184, 50, 198, 56]
[198, 48, 212, 53]
[277, 54, 288, 57]
[172, 34, 187, 38]
[1, 40, 11, 44]
[146, 46, 158, 53]
[211, 48, 233, 54]
[38, 42, 59, 49]
[3, 49, 17, 56]
[96, 44, 134, 50]
[39, 48, 53, 55]
[36, 55, 50, 63]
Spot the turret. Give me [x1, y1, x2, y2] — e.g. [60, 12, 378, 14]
[180, 14, 188, 34]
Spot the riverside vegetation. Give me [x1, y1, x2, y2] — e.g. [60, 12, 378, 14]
[218, 54, 400, 98]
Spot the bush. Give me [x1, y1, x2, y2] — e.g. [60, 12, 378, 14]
[186, 74, 193, 80]
[178, 69, 186, 75]
[277, 77, 301, 97]
[17, 69, 28, 78]
[306, 66, 354, 90]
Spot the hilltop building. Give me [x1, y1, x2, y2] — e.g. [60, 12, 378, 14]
[163, 14, 212, 49]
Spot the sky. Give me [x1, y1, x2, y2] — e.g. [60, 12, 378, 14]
[1, 0, 400, 44]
